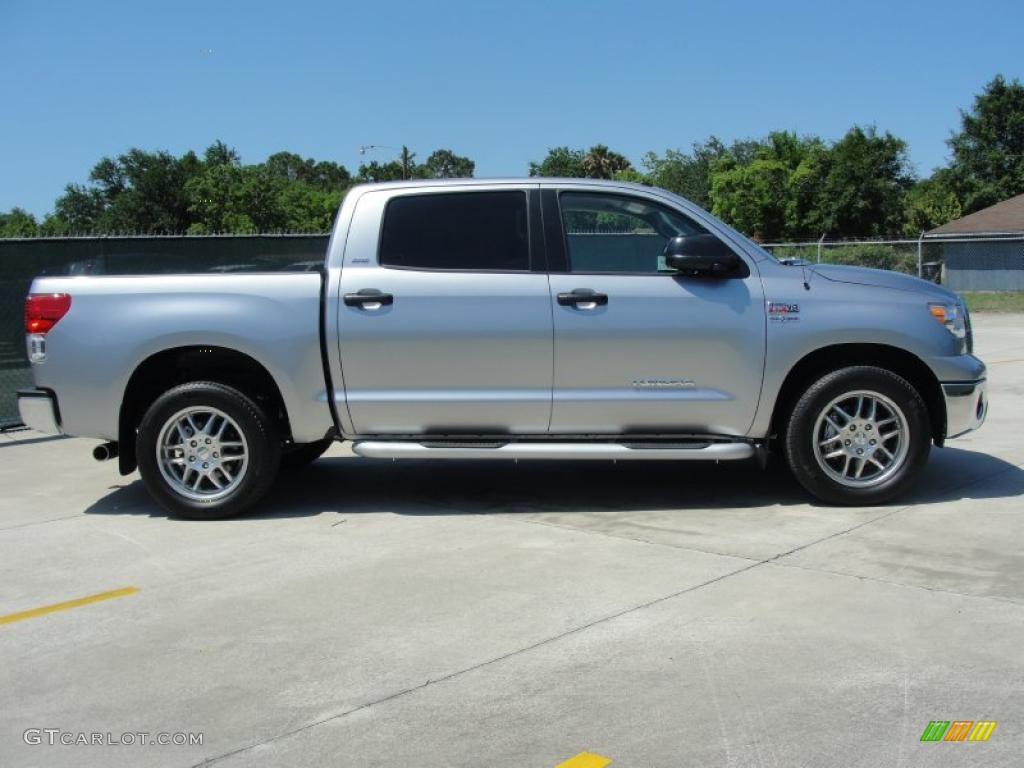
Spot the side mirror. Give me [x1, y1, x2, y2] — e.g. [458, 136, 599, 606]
[664, 234, 743, 277]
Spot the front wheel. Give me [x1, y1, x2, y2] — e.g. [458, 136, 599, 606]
[784, 366, 931, 505]
[136, 382, 281, 519]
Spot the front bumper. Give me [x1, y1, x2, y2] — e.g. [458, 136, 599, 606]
[943, 379, 987, 439]
[16, 389, 62, 435]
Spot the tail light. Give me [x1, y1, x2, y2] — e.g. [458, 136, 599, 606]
[25, 293, 71, 363]
[25, 293, 72, 334]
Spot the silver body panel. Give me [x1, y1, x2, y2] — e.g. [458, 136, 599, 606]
[943, 380, 988, 438]
[335, 183, 552, 434]
[24, 178, 986, 455]
[26, 274, 330, 443]
[747, 258, 987, 438]
[547, 272, 764, 435]
[16, 390, 62, 434]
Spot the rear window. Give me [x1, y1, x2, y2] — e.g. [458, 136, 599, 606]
[379, 191, 529, 271]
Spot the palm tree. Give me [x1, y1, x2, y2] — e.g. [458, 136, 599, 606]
[399, 146, 416, 180]
[583, 144, 633, 179]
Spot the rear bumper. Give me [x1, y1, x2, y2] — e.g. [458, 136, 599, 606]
[943, 379, 987, 439]
[16, 389, 62, 435]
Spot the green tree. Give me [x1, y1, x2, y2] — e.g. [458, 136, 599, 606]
[529, 146, 587, 177]
[236, 167, 288, 232]
[422, 149, 475, 178]
[38, 213, 71, 236]
[948, 74, 1024, 212]
[185, 161, 247, 233]
[34, 142, 354, 234]
[276, 183, 346, 231]
[611, 168, 649, 184]
[643, 141, 721, 208]
[529, 145, 634, 179]
[582, 144, 633, 179]
[52, 184, 107, 233]
[785, 141, 831, 237]
[710, 156, 792, 240]
[708, 132, 823, 240]
[707, 128, 911, 239]
[0, 208, 38, 237]
[815, 126, 912, 236]
[305, 160, 351, 190]
[356, 160, 405, 183]
[643, 138, 765, 209]
[53, 147, 203, 233]
[204, 140, 241, 167]
[264, 152, 351, 190]
[904, 170, 962, 233]
[398, 146, 417, 180]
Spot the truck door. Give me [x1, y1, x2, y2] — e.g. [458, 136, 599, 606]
[544, 189, 766, 436]
[336, 185, 553, 435]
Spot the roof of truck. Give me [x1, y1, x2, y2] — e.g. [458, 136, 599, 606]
[348, 177, 655, 192]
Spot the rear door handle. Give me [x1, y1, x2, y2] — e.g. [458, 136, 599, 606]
[344, 289, 394, 308]
[557, 289, 608, 307]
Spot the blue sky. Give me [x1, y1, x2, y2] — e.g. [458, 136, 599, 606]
[2, 0, 1022, 217]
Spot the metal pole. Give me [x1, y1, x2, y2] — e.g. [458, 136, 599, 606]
[817, 233, 825, 263]
[917, 231, 924, 278]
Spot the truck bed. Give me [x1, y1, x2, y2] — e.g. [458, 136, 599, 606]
[28, 273, 332, 443]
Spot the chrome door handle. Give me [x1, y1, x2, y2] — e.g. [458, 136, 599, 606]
[344, 289, 394, 308]
[557, 289, 608, 308]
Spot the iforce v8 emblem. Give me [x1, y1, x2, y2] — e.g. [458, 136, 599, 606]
[768, 301, 800, 322]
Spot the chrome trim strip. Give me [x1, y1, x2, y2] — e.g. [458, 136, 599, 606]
[352, 441, 755, 461]
[943, 379, 987, 439]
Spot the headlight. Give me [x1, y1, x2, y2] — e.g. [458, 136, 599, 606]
[928, 301, 966, 340]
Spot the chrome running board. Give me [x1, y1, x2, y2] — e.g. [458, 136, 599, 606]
[351, 441, 754, 461]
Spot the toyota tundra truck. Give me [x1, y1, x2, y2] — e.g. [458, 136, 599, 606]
[18, 179, 988, 518]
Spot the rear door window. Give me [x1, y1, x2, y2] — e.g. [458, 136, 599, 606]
[379, 191, 530, 271]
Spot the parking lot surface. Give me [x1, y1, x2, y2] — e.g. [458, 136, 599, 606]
[2, 314, 1023, 768]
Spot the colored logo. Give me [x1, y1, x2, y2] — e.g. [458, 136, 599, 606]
[767, 302, 800, 322]
[920, 720, 996, 742]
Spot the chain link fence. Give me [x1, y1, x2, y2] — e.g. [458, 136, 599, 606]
[761, 237, 943, 281]
[0, 234, 329, 427]
[761, 234, 1024, 290]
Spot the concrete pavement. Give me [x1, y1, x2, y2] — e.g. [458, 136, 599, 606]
[1, 314, 1022, 767]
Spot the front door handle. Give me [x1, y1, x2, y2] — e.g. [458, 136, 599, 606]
[344, 289, 394, 308]
[557, 289, 608, 308]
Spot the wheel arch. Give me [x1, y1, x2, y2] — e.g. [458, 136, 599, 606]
[118, 346, 291, 475]
[769, 343, 946, 448]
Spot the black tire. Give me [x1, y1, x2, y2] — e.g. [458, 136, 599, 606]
[136, 381, 281, 519]
[280, 437, 333, 470]
[783, 366, 931, 505]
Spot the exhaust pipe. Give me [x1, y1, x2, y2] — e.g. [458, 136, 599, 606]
[93, 442, 119, 462]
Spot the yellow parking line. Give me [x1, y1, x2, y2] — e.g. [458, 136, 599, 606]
[0, 586, 139, 625]
[556, 752, 612, 768]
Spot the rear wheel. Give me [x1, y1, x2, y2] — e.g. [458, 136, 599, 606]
[136, 382, 281, 519]
[784, 366, 930, 505]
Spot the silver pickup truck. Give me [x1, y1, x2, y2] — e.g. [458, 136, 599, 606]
[19, 179, 987, 518]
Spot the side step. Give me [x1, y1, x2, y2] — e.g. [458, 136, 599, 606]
[351, 441, 755, 461]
